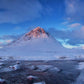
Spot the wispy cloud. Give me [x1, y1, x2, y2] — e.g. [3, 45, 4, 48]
[48, 25, 84, 46]
[65, 0, 76, 15]
[65, 0, 84, 22]
[0, 0, 44, 23]
[5, 40, 13, 43]
[0, 42, 3, 44]
[68, 23, 81, 28]
[0, 35, 20, 40]
[62, 21, 68, 25]
[0, 34, 21, 45]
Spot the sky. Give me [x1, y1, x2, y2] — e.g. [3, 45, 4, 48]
[0, 0, 84, 49]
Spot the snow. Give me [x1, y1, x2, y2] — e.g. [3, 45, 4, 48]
[73, 62, 84, 84]
[27, 75, 46, 84]
[73, 69, 84, 84]
[29, 65, 37, 70]
[76, 62, 84, 70]
[0, 27, 83, 60]
[27, 75, 38, 79]
[36, 65, 60, 72]
[0, 62, 4, 66]
[9, 64, 20, 70]
[0, 78, 5, 83]
[33, 81, 46, 84]
[0, 62, 21, 72]
[0, 27, 67, 60]
[0, 37, 67, 60]
[49, 67, 61, 72]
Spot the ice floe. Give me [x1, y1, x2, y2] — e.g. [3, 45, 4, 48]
[0, 78, 6, 84]
[36, 65, 60, 72]
[33, 81, 46, 84]
[77, 62, 84, 70]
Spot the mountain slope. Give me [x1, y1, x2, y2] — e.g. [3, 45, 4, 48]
[0, 27, 81, 60]
[0, 27, 67, 60]
[8, 27, 63, 49]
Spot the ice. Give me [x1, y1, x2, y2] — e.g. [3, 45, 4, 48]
[33, 81, 46, 84]
[77, 62, 84, 70]
[0, 78, 5, 83]
[29, 65, 37, 70]
[36, 65, 60, 72]
[0, 62, 4, 69]
[27, 75, 38, 79]
[73, 62, 84, 84]
[49, 67, 61, 72]
[0, 62, 21, 72]
[73, 69, 84, 84]
[0, 63, 4, 66]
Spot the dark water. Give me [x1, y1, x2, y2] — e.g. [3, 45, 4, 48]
[0, 60, 81, 84]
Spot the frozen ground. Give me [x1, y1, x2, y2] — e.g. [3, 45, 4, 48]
[0, 60, 83, 84]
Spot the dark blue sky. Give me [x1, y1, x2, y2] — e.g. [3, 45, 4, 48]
[0, 0, 84, 49]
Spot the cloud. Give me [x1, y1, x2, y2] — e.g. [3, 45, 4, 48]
[65, 0, 76, 15]
[0, 0, 44, 23]
[5, 40, 12, 43]
[0, 35, 20, 40]
[14, 27, 22, 31]
[48, 28, 71, 40]
[82, 46, 84, 49]
[62, 21, 68, 25]
[0, 39, 13, 46]
[72, 26, 84, 39]
[0, 34, 21, 45]
[68, 23, 81, 28]
[48, 25, 84, 46]
[65, 0, 84, 22]
[0, 42, 3, 44]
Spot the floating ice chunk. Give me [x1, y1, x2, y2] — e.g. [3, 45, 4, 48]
[36, 65, 60, 72]
[36, 65, 52, 72]
[77, 62, 84, 70]
[49, 67, 61, 72]
[73, 69, 84, 84]
[9, 64, 21, 70]
[27, 75, 39, 84]
[27, 75, 46, 84]
[12, 64, 20, 70]
[8, 61, 21, 70]
[2, 67, 14, 72]
[0, 63, 4, 66]
[0, 66, 2, 68]
[27, 75, 38, 79]
[0, 63, 4, 69]
[0, 62, 21, 72]
[33, 81, 46, 84]
[0, 78, 6, 83]
[29, 65, 37, 70]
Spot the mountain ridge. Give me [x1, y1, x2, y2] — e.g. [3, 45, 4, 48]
[24, 27, 49, 40]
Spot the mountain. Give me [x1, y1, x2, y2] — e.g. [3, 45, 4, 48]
[10, 27, 49, 46]
[0, 27, 82, 60]
[24, 27, 49, 39]
[9, 27, 63, 48]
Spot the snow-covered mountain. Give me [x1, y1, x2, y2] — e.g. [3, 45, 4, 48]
[8, 27, 64, 49]
[0, 27, 66, 60]
[0, 27, 83, 60]
[11, 27, 49, 45]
